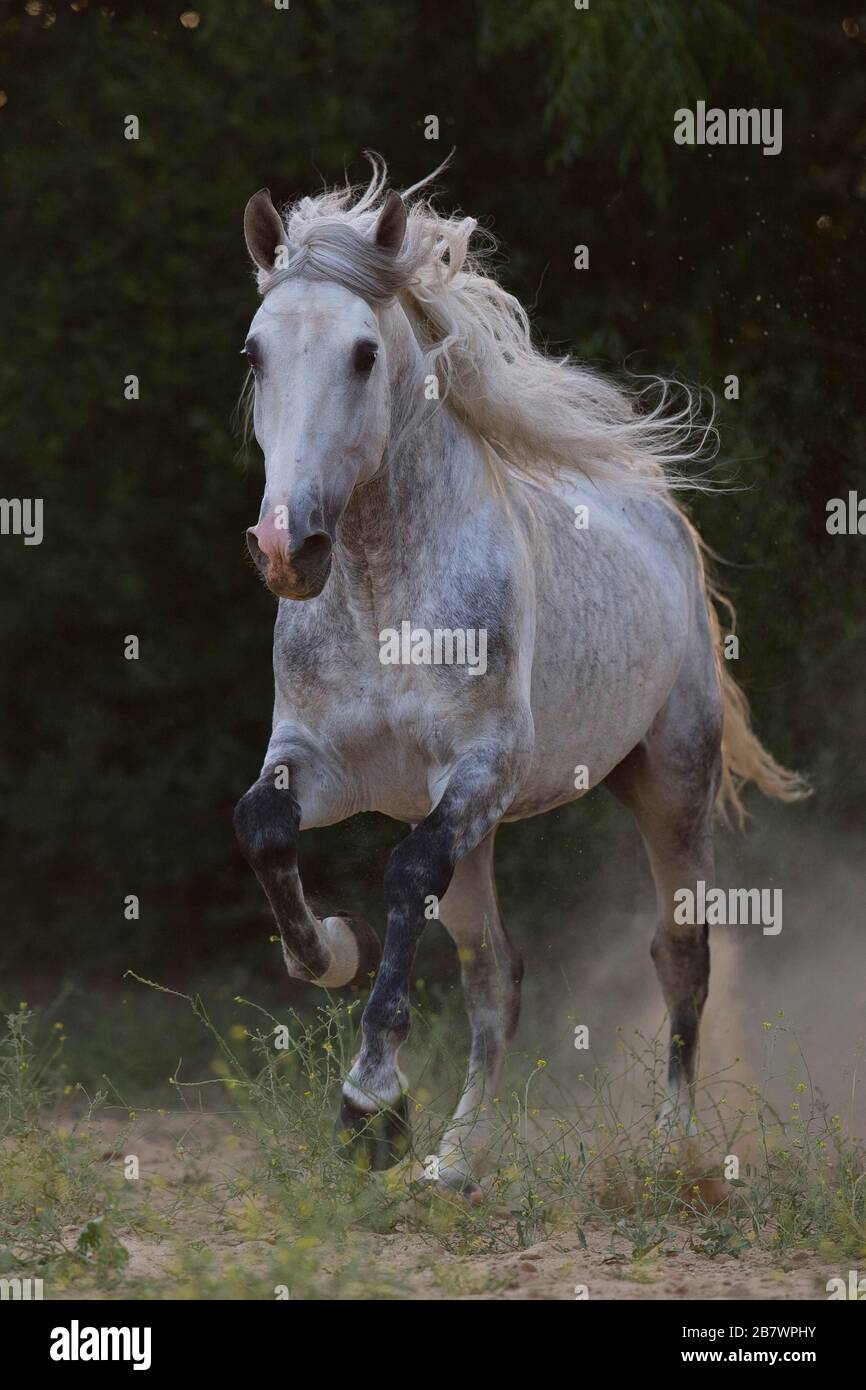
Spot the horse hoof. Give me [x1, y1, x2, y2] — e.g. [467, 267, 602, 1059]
[334, 1091, 411, 1171]
[436, 1172, 485, 1206]
[332, 913, 382, 988]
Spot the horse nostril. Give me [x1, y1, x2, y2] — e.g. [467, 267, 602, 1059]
[246, 528, 269, 574]
[295, 532, 332, 570]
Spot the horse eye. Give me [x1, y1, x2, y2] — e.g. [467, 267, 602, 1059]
[352, 339, 378, 374]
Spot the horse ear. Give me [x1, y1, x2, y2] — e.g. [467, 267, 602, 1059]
[373, 190, 407, 254]
[244, 188, 288, 271]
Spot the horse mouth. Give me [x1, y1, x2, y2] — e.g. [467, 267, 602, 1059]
[264, 557, 332, 601]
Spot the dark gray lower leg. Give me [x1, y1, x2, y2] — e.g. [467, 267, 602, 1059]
[234, 771, 380, 988]
[652, 914, 710, 1120]
[337, 740, 528, 1169]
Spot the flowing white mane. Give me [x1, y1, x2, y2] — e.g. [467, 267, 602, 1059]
[254, 155, 717, 492]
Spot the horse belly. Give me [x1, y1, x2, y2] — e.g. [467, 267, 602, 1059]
[510, 669, 675, 819]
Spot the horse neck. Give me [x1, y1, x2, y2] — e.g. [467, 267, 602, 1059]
[333, 302, 487, 620]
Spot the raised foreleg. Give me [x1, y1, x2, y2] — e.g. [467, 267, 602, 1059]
[233, 721, 381, 988]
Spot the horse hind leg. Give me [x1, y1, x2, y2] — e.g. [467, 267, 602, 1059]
[606, 677, 721, 1134]
[435, 829, 523, 1198]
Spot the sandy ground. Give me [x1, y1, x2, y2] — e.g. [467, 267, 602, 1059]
[48, 1113, 839, 1302]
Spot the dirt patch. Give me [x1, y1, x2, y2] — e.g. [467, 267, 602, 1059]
[44, 1112, 838, 1301]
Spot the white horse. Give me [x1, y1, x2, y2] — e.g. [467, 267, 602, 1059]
[233, 158, 806, 1194]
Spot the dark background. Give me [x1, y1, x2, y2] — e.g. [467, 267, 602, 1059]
[1, 0, 864, 997]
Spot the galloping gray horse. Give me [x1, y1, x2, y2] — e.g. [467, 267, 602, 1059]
[233, 159, 805, 1193]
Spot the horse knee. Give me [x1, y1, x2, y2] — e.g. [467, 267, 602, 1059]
[233, 778, 300, 869]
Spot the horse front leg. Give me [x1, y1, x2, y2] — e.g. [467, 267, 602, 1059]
[233, 722, 381, 988]
[336, 732, 530, 1173]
